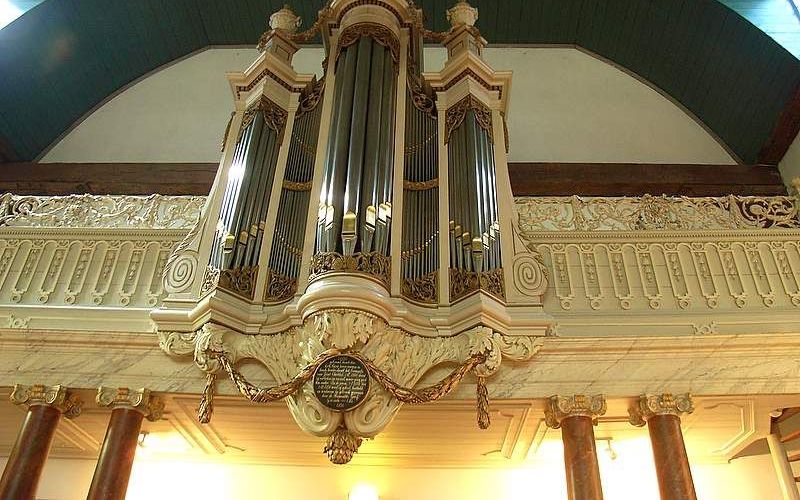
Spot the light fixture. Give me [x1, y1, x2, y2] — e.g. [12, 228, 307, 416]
[348, 484, 379, 500]
[598, 437, 618, 461]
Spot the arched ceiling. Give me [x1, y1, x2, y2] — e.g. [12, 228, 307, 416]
[0, 0, 798, 164]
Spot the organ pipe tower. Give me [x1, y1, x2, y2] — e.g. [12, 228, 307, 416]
[154, 0, 551, 464]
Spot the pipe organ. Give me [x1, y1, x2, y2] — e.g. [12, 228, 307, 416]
[155, 0, 550, 463]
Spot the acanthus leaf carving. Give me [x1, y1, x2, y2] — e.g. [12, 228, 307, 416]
[157, 309, 543, 461]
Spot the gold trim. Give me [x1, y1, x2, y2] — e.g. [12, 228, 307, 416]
[336, 22, 400, 69]
[282, 180, 313, 191]
[403, 178, 438, 190]
[445, 95, 493, 144]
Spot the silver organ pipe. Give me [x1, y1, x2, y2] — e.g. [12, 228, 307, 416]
[312, 28, 397, 288]
[265, 82, 325, 302]
[401, 76, 439, 304]
[208, 98, 287, 299]
[447, 99, 503, 301]
[195, 2, 511, 307]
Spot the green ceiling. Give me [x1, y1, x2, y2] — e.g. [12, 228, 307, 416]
[0, 0, 798, 164]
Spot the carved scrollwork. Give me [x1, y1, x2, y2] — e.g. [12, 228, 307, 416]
[449, 267, 505, 302]
[164, 218, 205, 295]
[401, 271, 438, 304]
[241, 96, 289, 139]
[0, 193, 203, 229]
[336, 22, 400, 68]
[445, 95, 493, 144]
[160, 310, 543, 462]
[309, 252, 391, 289]
[263, 269, 297, 303]
[296, 77, 325, 118]
[218, 266, 258, 300]
[516, 194, 800, 232]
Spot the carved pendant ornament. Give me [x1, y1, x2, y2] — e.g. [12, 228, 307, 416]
[159, 309, 542, 464]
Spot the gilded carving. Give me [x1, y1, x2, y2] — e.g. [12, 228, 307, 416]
[10, 384, 82, 419]
[401, 271, 438, 304]
[241, 96, 289, 138]
[96, 387, 164, 421]
[336, 22, 400, 68]
[218, 265, 258, 300]
[263, 269, 297, 303]
[449, 267, 505, 302]
[629, 393, 694, 427]
[544, 394, 607, 429]
[325, 427, 363, 465]
[445, 95, 493, 144]
[309, 252, 391, 289]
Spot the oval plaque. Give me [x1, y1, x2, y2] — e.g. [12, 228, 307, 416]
[312, 355, 370, 411]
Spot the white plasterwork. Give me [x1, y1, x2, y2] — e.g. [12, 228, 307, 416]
[159, 309, 542, 439]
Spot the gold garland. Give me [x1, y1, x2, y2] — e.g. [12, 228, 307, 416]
[199, 348, 491, 428]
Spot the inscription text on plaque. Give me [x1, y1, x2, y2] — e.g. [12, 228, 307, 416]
[312, 355, 370, 411]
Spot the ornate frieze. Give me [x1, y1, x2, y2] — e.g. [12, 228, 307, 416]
[10, 384, 82, 419]
[629, 393, 695, 427]
[516, 195, 800, 232]
[96, 387, 164, 421]
[544, 394, 607, 428]
[0, 193, 203, 229]
[0, 231, 184, 309]
[531, 238, 800, 314]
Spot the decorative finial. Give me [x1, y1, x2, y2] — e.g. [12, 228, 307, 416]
[269, 5, 302, 33]
[446, 1, 478, 28]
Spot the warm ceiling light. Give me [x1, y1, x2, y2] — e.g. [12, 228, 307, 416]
[348, 484, 379, 500]
[136, 431, 192, 454]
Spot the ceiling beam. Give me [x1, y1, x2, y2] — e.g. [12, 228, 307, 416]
[759, 82, 800, 166]
[0, 162, 788, 198]
[509, 162, 787, 197]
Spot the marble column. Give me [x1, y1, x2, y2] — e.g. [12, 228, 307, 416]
[629, 393, 697, 500]
[0, 384, 82, 500]
[86, 388, 164, 500]
[545, 394, 607, 500]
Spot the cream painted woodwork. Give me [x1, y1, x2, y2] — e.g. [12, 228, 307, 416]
[40, 48, 735, 166]
[0, 193, 798, 465]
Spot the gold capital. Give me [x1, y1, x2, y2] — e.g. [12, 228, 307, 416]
[96, 387, 164, 421]
[10, 384, 82, 419]
[629, 393, 694, 427]
[545, 394, 607, 429]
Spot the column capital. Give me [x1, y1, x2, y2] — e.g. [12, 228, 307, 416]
[96, 387, 164, 422]
[10, 384, 82, 419]
[545, 394, 607, 429]
[629, 393, 694, 427]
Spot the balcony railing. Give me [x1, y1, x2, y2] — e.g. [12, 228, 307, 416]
[0, 192, 798, 336]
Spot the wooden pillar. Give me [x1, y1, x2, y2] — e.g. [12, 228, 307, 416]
[630, 393, 697, 500]
[545, 394, 607, 500]
[87, 388, 163, 500]
[0, 384, 82, 500]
